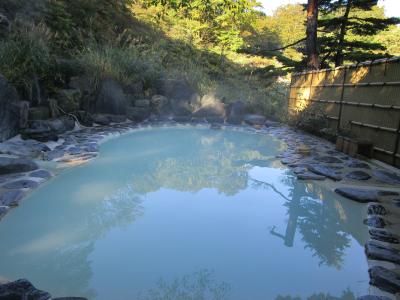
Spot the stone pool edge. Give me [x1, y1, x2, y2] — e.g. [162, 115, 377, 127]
[0, 120, 399, 299]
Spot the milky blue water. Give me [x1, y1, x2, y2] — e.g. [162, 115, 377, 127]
[0, 127, 369, 300]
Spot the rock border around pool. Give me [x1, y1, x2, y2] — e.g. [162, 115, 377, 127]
[1, 118, 400, 298]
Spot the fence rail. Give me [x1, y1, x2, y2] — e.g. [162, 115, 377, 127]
[288, 57, 400, 167]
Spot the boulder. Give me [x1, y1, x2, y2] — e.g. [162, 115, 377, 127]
[0, 157, 38, 175]
[127, 107, 150, 121]
[95, 79, 128, 115]
[159, 79, 200, 116]
[124, 81, 144, 98]
[134, 99, 150, 108]
[28, 106, 50, 120]
[22, 120, 58, 142]
[76, 111, 93, 127]
[227, 101, 246, 124]
[244, 114, 266, 126]
[30, 170, 52, 179]
[192, 94, 226, 119]
[18, 101, 30, 129]
[107, 114, 126, 123]
[43, 149, 65, 161]
[92, 114, 110, 126]
[369, 266, 400, 294]
[297, 172, 326, 180]
[56, 89, 81, 113]
[0, 279, 51, 300]
[150, 95, 169, 114]
[334, 187, 398, 203]
[0, 74, 21, 142]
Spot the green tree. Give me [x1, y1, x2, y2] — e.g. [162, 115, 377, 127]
[318, 0, 400, 67]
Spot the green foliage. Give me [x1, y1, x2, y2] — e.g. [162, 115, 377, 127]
[78, 42, 162, 90]
[0, 20, 55, 100]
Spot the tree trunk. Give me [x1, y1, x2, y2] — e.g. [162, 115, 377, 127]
[334, 0, 352, 67]
[306, 0, 319, 70]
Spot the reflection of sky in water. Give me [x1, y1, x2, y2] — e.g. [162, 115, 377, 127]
[0, 127, 369, 300]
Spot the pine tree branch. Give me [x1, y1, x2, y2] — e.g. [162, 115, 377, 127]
[262, 37, 306, 52]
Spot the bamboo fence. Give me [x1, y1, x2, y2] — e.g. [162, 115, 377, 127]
[288, 57, 400, 167]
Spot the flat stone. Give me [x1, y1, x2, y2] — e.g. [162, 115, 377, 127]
[373, 170, 400, 185]
[3, 180, 39, 190]
[293, 167, 307, 174]
[0, 190, 24, 206]
[365, 241, 400, 265]
[243, 114, 266, 126]
[370, 229, 399, 244]
[334, 188, 398, 203]
[364, 216, 386, 228]
[357, 296, 391, 300]
[314, 156, 343, 164]
[30, 170, 52, 179]
[67, 147, 82, 155]
[367, 204, 387, 216]
[297, 172, 326, 180]
[44, 149, 65, 161]
[0, 157, 38, 175]
[51, 297, 88, 300]
[308, 165, 342, 181]
[369, 266, 400, 294]
[346, 170, 371, 181]
[0, 279, 51, 300]
[347, 161, 370, 169]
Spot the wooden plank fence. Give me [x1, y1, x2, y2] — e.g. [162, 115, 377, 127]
[288, 57, 400, 168]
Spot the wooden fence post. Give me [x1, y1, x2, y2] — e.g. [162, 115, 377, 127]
[337, 67, 347, 131]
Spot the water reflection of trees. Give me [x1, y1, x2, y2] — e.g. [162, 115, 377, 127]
[268, 172, 368, 269]
[129, 129, 283, 196]
[137, 269, 231, 300]
[0, 183, 144, 299]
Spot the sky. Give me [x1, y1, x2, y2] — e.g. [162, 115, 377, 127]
[258, 0, 400, 17]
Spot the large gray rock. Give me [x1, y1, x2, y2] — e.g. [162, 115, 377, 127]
[150, 95, 169, 114]
[357, 296, 391, 300]
[0, 279, 51, 300]
[346, 170, 371, 181]
[0, 74, 21, 142]
[0, 157, 38, 175]
[127, 107, 150, 121]
[28, 106, 50, 121]
[335, 187, 398, 203]
[244, 114, 266, 126]
[369, 266, 400, 294]
[365, 241, 400, 265]
[192, 94, 226, 118]
[95, 80, 128, 115]
[134, 99, 150, 108]
[21, 120, 58, 142]
[159, 79, 200, 116]
[227, 101, 246, 124]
